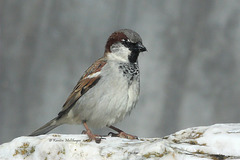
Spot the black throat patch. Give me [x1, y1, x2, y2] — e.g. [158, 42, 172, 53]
[128, 51, 139, 63]
[118, 62, 140, 86]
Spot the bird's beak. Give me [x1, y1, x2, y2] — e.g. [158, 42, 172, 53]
[136, 42, 147, 52]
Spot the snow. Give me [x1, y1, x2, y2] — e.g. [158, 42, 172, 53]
[0, 124, 240, 160]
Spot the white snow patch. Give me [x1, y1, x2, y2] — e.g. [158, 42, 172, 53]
[1, 124, 240, 159]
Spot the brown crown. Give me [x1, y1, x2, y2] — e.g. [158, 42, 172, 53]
[105, 31, 128, 53]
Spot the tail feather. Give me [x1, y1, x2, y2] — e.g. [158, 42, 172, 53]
[29, 117, 59, 136]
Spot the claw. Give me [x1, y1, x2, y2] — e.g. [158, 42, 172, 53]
[108, 132, 118, 137]
[108, 125, 138, 140]
[118, 131, 138, 139]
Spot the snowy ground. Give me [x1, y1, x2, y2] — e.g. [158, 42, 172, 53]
[0, 124, 240, 160]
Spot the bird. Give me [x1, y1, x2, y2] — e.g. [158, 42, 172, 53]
[29, 29, 147, 143]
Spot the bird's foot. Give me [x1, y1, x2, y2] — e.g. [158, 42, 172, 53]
[108, 125, 138, 140]
[82, 121, 105, 143]
[82, 130, 102, 143]
[108, 131, 138, 139]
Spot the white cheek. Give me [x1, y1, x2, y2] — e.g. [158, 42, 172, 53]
[109, 44, 131, 62]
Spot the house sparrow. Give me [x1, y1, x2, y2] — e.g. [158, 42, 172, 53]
[29, 29, 147, 143]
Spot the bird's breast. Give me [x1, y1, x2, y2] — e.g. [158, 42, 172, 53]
[118, 62, 140, 86]
[70, 61, 140, 128]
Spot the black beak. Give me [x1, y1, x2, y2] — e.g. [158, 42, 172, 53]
[136, 42, 147, 52]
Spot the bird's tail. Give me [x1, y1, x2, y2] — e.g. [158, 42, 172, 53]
[29, 117, 60, 136]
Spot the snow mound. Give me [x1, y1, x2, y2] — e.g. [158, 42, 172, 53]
[1, 124, 240, 160]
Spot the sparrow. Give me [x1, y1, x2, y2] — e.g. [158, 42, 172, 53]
[29, 29, 147, 143]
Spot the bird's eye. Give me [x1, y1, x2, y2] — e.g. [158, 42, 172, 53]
[121, 39, 130, 42]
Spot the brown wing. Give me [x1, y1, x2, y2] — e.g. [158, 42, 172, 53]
[57, 57, 107, 118]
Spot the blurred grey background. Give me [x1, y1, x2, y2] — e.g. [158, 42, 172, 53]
[1, 0, 240, 144]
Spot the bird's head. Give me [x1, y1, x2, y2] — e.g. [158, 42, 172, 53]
[105, 29, 147, 63]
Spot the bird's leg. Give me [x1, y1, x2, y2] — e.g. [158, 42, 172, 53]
[82, 121, 101, 143]
[108, 125, 138, 139]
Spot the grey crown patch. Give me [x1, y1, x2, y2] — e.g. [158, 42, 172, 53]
[118, 29, 142, 43]
[118, 62, 140, 85]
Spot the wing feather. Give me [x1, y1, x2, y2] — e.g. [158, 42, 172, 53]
[57, 57, 107, 118]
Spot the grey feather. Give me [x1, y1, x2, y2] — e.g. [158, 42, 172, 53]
[29, 117, 59, 136]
